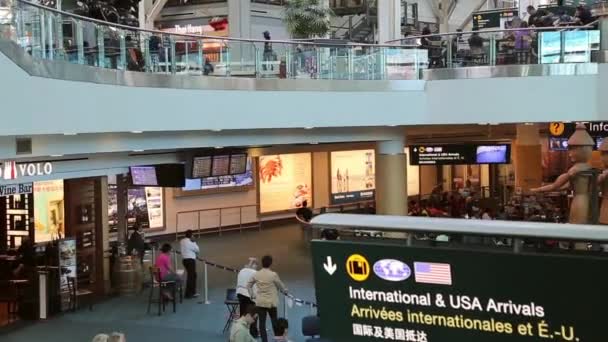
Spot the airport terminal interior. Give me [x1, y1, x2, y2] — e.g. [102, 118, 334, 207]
[1, 0, 608, 341]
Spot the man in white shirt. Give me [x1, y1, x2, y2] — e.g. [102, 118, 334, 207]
[180, 230, 200, 298]
[236, 258, 259, 337]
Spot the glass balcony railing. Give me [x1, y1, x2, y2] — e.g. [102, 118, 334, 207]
[0, 0, 601, 82]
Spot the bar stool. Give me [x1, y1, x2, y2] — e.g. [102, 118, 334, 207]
[146, 267, 176, 316]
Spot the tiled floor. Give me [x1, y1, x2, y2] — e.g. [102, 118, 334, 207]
[1, 223, 317, 342]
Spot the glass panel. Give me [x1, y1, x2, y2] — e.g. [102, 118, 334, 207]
[539, 31, 561, 64]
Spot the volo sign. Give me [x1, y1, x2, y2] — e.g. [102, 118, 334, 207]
[0, 161, 53, 181]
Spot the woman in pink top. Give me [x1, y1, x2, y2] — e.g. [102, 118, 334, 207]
[155, 244, 181, 298]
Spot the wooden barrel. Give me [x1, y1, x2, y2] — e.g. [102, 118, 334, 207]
[113, 256, 142, 296]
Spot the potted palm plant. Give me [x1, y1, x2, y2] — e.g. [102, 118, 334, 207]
[283, 0, 333, 39]
[283, 0, 333, 78]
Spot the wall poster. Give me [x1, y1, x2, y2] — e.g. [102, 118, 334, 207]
[258, 153, 312, 214]
[108, 185, 164, 232]
[34, 180, 65, 243]
[330, 150, 376, 204]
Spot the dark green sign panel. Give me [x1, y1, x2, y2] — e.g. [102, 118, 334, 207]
[472, 9, 518, 30]
[311, 240, 607, 341]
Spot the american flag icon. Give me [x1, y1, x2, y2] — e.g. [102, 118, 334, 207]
[414, 262, 452, 285]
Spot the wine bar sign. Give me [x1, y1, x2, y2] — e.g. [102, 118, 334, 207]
[0, 161, 53, 181]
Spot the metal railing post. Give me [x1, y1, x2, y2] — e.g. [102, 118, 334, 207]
[97, 25, 105, 68]
[118, 31, 126, 70]
[203, 262, 210, 304]
[170, 36, 176, 75]
[198, 39, 204, 76]
[512, 238, 523, 253]
[197, 211, 201, 238]
[75, 20, 84, 64]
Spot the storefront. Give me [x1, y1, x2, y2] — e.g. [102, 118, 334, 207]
[0, 160, 107, 327]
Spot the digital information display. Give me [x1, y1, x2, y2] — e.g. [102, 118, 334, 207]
[211, 155, 230, 177]
[312, 240, 606, 342]
[548, 122, 607, 151]
[192, 156, 212, 178]
[131, 166, 158, 186]
[330, 150, 376, 205]
[229, 154, 248, 175]
[409, 144, 510, 166]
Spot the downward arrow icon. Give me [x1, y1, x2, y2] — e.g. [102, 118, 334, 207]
[323, 256, 337, 275]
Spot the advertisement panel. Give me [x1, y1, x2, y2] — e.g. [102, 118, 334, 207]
[34, 180, 65, 243]
[312, 240, 606, 342]
[108, 186, 164, 232]
[258, 153, 312, 213]
[330, 150, 375, 205]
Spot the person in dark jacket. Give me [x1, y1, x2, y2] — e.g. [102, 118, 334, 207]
[127, 224, 145, 263]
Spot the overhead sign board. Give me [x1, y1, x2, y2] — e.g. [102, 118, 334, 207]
[409, 144, 511, 165]
[0, 161, 53, 181]
[312, 240, 606, 342]
[548, 122, 607, 151]
[472, 8, 518, 30]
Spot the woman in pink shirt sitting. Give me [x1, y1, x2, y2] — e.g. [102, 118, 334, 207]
[155, 243, 182, 299]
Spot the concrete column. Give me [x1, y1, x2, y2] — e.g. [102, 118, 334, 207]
[514, 124, 542, 192]
[97, 176, 111, 294]
[599, 16, 608, 63]
[377, 0, 401, 43]
[228, 0, 252, 65]
[376, 137, 407, 216]
[116, 174, 128, 245]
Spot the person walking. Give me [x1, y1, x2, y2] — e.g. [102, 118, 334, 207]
[236, 258, 259, 337]
[180, 230, 200, 298]
[247, 255, 287, 342]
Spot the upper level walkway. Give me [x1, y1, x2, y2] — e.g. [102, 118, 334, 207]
[0, 0, 607, 137]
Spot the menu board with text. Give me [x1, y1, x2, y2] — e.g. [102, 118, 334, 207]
[192, 156, 212, 178]
[229, 154, 248, 175]
[211, 155, 230, 177]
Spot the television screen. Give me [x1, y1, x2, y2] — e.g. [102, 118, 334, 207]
[476, 145, 508, 164]
[183, 178, 202, 191]
[130, 166, 158, 186]
[229, 154, 248, 175]
[211, 155, 230, 177]
[155, 164, 186, 187]
[191, 156, 212, 178]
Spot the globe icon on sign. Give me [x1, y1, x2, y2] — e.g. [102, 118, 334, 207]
[373, 259, 412, 282]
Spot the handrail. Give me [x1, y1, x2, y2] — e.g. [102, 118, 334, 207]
[311, 213, 608, 242]
[386, 20, 600, 43]
[175, 204, 260, 239]
[13, 0, 417, 48]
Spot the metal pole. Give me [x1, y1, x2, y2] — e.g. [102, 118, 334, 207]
[219, 208, 223, 236]
[203, 262, 210, 304]
[197, 211, 201, 238]
[239, 207, 243, 233]
[513, 238, 523, 253]
[406, 234, 413, 246]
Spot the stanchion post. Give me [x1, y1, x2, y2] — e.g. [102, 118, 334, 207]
[203, 262, 210, 304]
[513, 238, 523, 253]
[283, 294, 287, 319]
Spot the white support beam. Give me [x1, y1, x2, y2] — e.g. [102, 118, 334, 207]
[146, 0, 168, 30]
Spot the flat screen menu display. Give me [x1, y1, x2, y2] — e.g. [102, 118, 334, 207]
[192, 156, 212, 178]
[130, 166, 158, 186]
[211, 155, 230, 176]
[229, 154, 248, 175]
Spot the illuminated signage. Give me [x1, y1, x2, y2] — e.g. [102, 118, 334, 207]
[0, 183, 33, 196]
[312, 240, 606, 342]
[0, 161, 53, 181]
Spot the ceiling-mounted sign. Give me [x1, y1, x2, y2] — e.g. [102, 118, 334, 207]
[409, 144, 511, 165]
[0, 183, 33, 196]
[472, 8, 518, 30]
[549, 121, 608, 139]
[0, 161, 53, 181]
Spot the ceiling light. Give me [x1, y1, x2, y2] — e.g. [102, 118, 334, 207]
[304, 127, 314, 130]
[215, 146, 224, 149]
[310, 142, 319, 145]
[524, 122, 535, 126]
[50, 154, 64, 157]
[63, 133, 77, 136]
[132, 149, 144, 152]
[131, 130, 143, 134]
[212, 129, 222, 132]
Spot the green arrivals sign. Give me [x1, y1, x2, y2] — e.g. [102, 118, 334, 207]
[311, 240, 607, 342]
